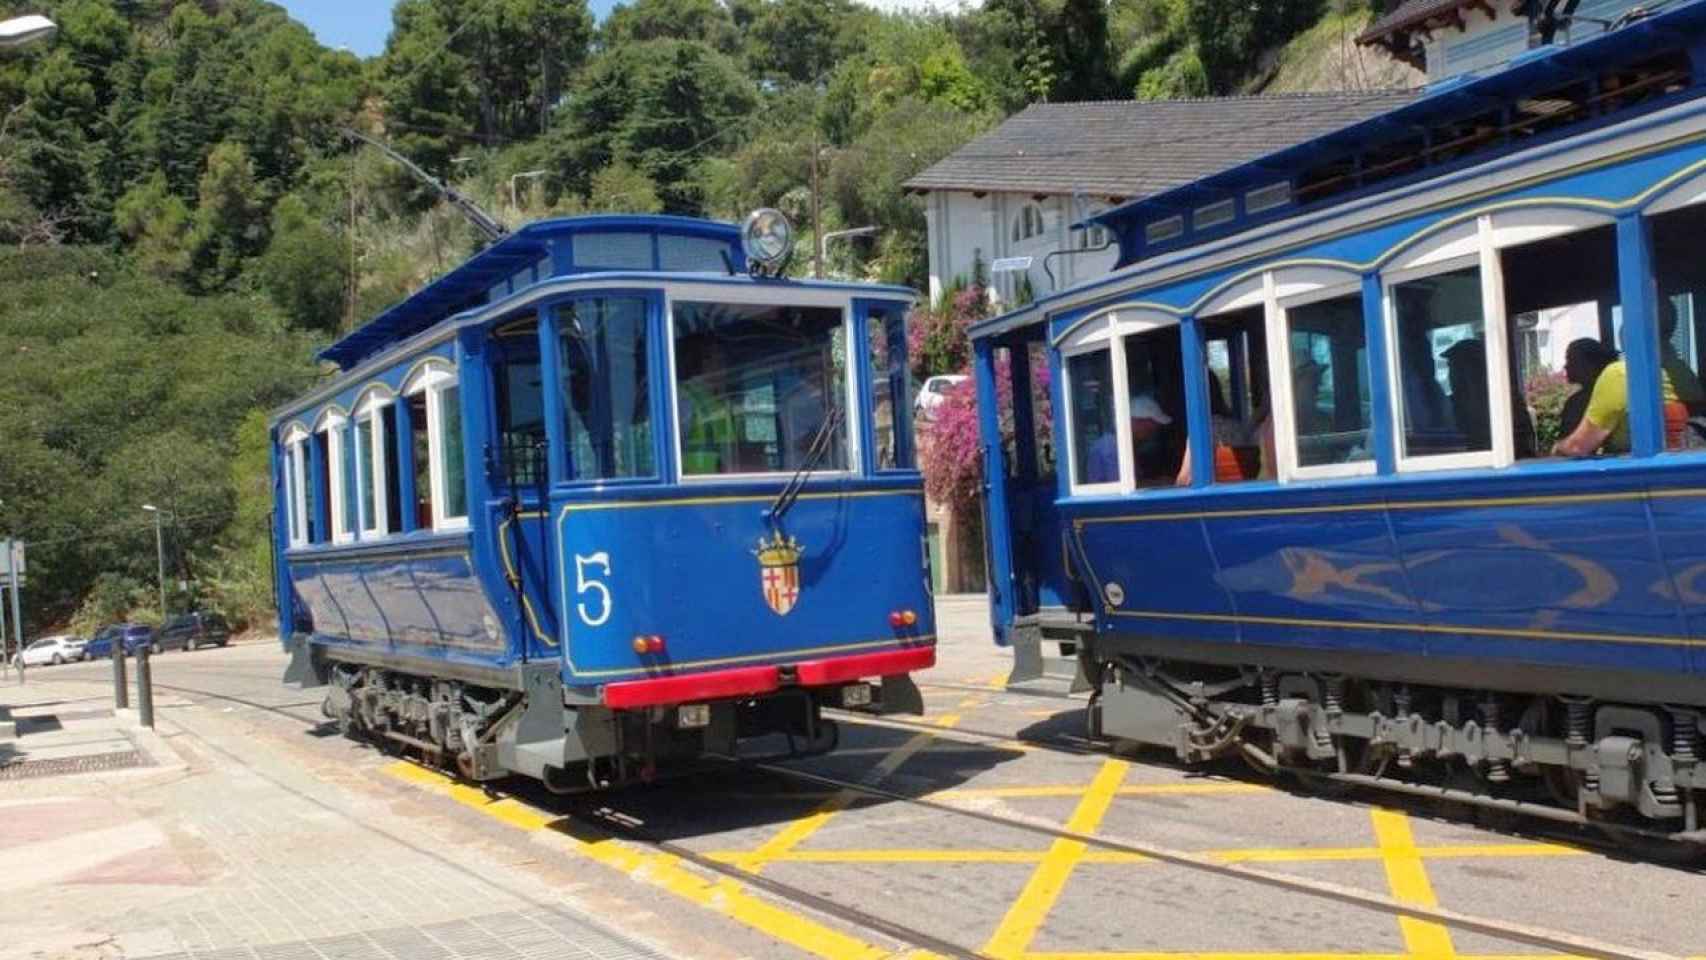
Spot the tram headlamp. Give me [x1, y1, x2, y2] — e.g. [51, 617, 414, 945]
[742, 208, 795, 274]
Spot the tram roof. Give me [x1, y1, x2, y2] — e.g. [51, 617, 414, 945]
[1089, 0, 1706, 259]
[320, 215, 745, 370]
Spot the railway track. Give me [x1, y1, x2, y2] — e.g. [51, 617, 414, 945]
[34, 668, 1692, 960]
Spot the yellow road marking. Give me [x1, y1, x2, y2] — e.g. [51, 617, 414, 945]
[1026, 955, 1576, 960]
[930, 783, 1269, 800]
[384, 762, 908, 960]
[1371, 808, 1456, 959]
[983, 760, 1129, 960]
[701, 841, 1582, 867]
[735, 714, 961, 876]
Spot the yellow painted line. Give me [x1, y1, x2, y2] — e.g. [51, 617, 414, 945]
[1371, 808, 1456, 959]
[701, 841, 1582, 868]
[736, 714, 961, 875]
[931, 783, 1269, 800]
[712, 849, 1047, 864]
[983, 760, 1129, 960]
[1024, 954, 1576, 960]
[384, 762, 906, 960]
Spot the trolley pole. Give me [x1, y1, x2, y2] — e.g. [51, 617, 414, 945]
[7, 549, 20, 681]
[135, 644, 153, 728]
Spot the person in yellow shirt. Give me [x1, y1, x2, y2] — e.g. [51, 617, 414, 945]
[1552, 357, 1677, 457]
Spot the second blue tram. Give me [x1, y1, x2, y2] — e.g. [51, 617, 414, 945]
[976, 7, 1706, 835]
[274, 212, 934, 789]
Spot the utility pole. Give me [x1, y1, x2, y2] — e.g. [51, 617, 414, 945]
[811, 132, 823, 279]
[143, 505, 167, 619]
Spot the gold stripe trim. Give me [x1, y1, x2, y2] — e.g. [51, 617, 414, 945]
[1111, 609, 1702, 649]
[1075, 486, 1706, 526]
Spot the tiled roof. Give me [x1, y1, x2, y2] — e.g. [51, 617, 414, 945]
[1357, 0, 1483, 44]
[902, 90, 1422, 201]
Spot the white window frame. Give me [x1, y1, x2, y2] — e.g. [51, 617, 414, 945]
[1059, 306, 1184, 496]
[1270, 279, 1378, 482]
[282, 423, 310, 549]
[403, 362, 469, 532]
[665, 288, 862, 485]
[315, 411, 353, 544]
[354, 388, 393, 536]
[1382, 219, 1515, 474]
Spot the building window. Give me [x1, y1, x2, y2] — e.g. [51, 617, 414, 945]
[403, 362, 469, 531]
[1282, 292, 1374, 473]
[1011, 203, 1045, 244]
[1067, 348, 1118, 488]
[1389, 263, 1493, 466]
[559, 297, 654, 481]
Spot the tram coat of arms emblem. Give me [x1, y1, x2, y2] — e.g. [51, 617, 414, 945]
[755, 531, 803, 616]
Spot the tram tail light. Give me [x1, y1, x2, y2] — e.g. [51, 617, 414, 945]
[633, 635, 667, 654]
[888, 611, 905, 628]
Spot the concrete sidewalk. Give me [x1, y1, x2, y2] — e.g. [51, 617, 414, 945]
[0, 669, 680, 960]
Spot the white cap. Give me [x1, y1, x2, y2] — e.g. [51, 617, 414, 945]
[1129, 394, 1173, 425]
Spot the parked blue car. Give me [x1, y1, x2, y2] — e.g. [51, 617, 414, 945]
[83, 623, 157, 659]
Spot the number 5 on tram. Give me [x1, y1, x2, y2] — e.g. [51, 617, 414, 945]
[272, 210, 934, 790]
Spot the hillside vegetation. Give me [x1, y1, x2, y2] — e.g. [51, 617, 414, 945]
[0, 0, 1396, 631]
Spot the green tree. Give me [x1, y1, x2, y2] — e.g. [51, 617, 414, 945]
[602, 0, 741, 54]
[190, 141, 268, 290]
[258, 193, 349, 332]
[114, 171, 193, 280]
[555, 38, 757, 213]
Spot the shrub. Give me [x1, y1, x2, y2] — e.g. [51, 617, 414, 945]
[1527, 370, 1575, 452]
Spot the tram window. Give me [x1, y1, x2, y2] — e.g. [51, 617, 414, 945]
[356, 416, 377, 533]
[1499, 224, 1616, 458]
[408, 394, 433, 531]
[1196, 308, 1269, 484]
[336, 426, 356, 540]
[440, 386, 467, 520]
[559, 297, 654, 480]
[497, 357, 546, 488]
[1283, 293, 1373, 470]
[283, 443, 303, 547]
[578, 232, 652, 271]
[1123, 328, 1186, 487]
[312, 431, 332, 543]
[866, 306, 913, 471]
[660, 235, 732, 273]
[673, 301, 849, 477]
[1066, 349, 1117, 487]
[381, 405, 402, 534]
[1649, 204, 1706, 451]
[1390, 265, 1491, 461]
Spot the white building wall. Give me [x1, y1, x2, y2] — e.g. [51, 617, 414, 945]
[1424, 0, 1650, 82]
[924, 189, 1119, 308]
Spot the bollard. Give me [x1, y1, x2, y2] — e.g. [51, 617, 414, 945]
[135, 643, 153, 729]
[111, 639, 128, 710]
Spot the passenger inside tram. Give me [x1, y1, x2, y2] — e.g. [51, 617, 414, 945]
[1558, 337, 1618, 440]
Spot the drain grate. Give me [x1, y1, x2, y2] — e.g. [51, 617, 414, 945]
[0, 749, 151, 780]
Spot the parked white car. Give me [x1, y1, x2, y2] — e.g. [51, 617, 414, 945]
[914, 374, 970, 419]
[13, 634, 86, 667]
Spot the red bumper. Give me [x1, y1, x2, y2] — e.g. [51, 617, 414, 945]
[600, 644, 935, 710]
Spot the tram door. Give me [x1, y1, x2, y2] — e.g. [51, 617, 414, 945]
[488, 315, 560, 662]
[989, 328, 1076, 625]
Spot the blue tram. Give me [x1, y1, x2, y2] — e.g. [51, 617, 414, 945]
[976, 5, 1706, 834]
[274, 211, 934, 789]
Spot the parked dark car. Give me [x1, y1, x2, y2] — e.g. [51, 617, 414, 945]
[83, 623, 157, 659]
[158, 612, 231, 651]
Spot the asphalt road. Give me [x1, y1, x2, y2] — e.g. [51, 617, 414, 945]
[19, 599, 1706, 960]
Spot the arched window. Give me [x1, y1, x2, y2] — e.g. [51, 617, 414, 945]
[314, 409, 353, 544]
[353, 386, 398, 536]
[402, 360, 469, 531]
[281, 423, 311, 549]
[1011, 203, 1045, 244]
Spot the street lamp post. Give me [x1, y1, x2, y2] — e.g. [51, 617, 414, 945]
[818, 226, 878, 278]
[142, 505, 167, 619]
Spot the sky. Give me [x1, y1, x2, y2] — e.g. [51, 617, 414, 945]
[280, 1, 971, 59]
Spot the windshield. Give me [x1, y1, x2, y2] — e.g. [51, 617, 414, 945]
[672, 301, 849, 477]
